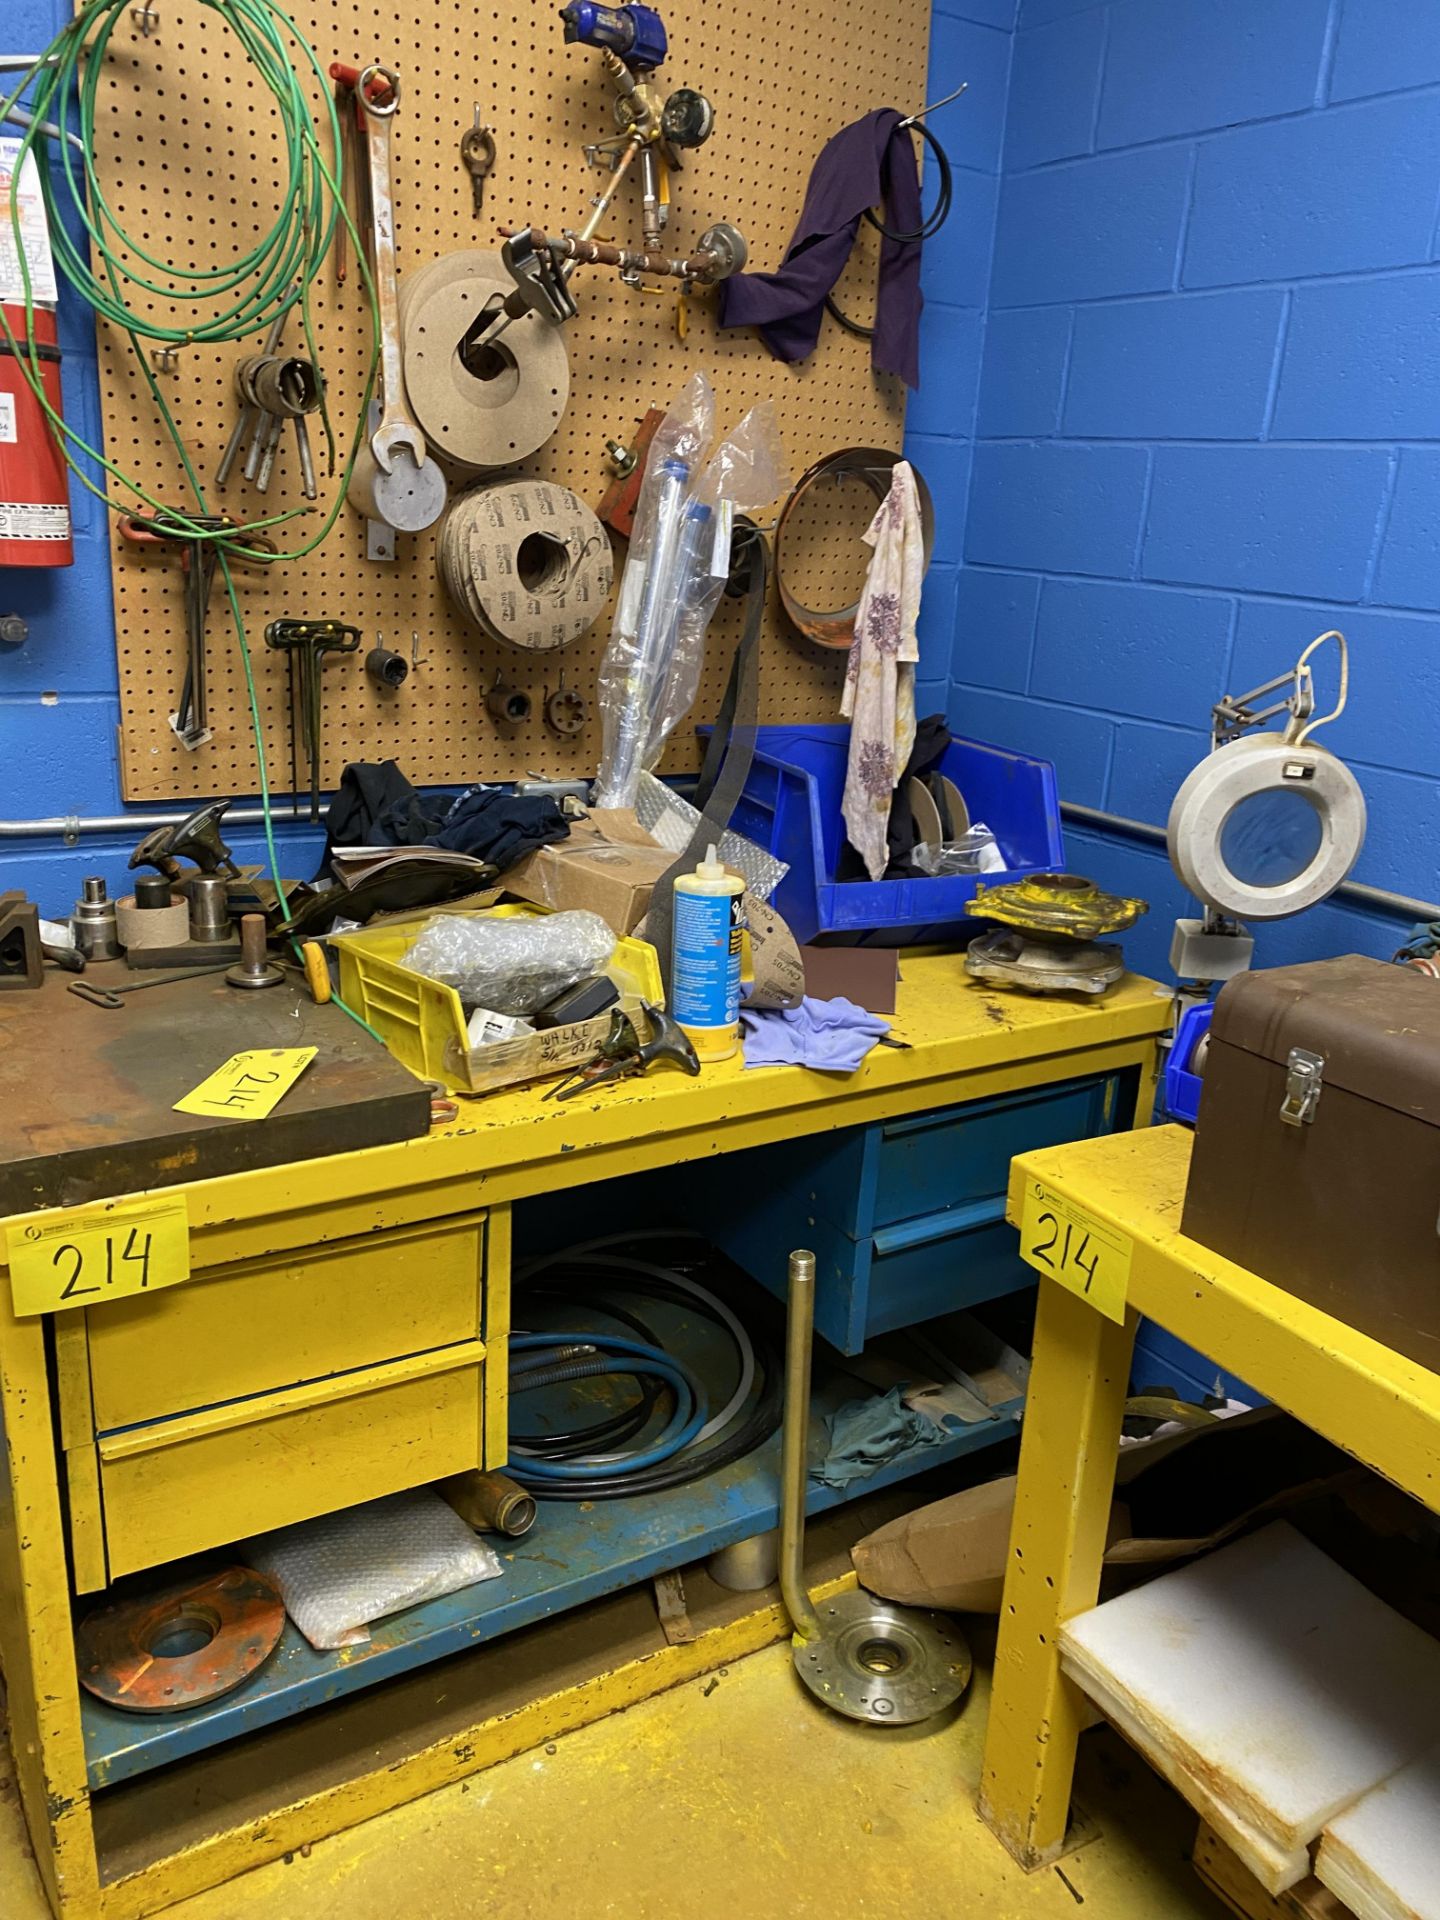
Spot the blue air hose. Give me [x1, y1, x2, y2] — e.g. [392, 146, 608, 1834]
[507, 1333, 708, 1483]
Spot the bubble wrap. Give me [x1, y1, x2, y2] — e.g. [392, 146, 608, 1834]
[401, 910, 616, 1015]
[249, 1490, 503, 1651]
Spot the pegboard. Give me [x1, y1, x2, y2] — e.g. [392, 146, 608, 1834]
[94, 0, 930, 802]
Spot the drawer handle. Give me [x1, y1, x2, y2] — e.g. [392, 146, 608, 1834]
[97, 1339, 486, 1460]
[872, 1196, 1007, 1258]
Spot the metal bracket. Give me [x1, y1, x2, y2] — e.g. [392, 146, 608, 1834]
[1279, 1047, 1324, 1128]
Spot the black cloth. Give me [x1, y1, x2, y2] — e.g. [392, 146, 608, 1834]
[319, 762, 569, 878]
[716, 109, 924, 388]
[837, 713, 952, 881]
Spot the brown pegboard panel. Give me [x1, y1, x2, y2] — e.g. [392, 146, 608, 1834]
[95, 0, 930, 801]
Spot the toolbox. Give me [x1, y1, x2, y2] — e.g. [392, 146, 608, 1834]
[1183, 955, 1440, 1374]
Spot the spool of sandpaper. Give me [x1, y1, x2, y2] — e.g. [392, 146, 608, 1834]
[400, 252, 569, 472]
[115, 888, 189, 950]
[437, 480, 612, 653]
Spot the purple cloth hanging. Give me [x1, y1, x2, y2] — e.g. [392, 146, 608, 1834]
[717, 108, 923, 388]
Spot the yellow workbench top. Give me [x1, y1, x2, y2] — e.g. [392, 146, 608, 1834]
[159, 959, 1170, 1239]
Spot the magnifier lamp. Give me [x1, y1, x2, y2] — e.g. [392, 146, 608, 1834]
[1167, 631, 1366, 997]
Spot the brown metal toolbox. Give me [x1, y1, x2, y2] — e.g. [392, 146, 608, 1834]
[1183, 954, 1440, 1375]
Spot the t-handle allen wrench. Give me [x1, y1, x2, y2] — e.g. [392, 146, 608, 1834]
[264, 619, 362, 820]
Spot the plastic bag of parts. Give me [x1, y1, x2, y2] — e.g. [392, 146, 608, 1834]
[249, 1490, 503, 1652]
[634, 769, 789, 902]
[593, 385, 789, 810]
[402, 910, 616, 1015]
[913, 826, 1007, 877]
[593, 372, 715, 810]
[639, 401, 789, 782]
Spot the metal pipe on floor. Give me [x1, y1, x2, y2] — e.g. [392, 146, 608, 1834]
[779, 1248, 823, 1646]
[1060, 800, 1440, 923]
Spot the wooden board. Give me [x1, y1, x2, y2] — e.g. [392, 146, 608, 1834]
[0, 966, 429, 1212]
[91, 0, 930, 801]
[1194, 1824, 1354, 1920]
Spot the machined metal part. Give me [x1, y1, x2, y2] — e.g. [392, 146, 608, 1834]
[776, 449, 936, 650]
[964, 929, 1126, 998]
[0, 891, 43, 990]
[225, 914, 285, 991]
[441, 1469, 537, 1537]
[966, 872, 1147, 942]
[486, 681, 531, 725]
[544, 682, 588, 736]
[780, 1249, 971, 1725]
[188, 872, 235, 944]
[76, 1566, 284, 1714]
[460, 109, 496, 218]
[708, 1529, 779, 1592]
[133, 875, 174, 911]
[72, 877, 123, 961]
[366, 645, 409, 689]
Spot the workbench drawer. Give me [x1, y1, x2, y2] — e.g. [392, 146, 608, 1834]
[693, 1070, 1131, 1353]
[55, 1209, 489, 1443]
[67, 1346, 488, 1587]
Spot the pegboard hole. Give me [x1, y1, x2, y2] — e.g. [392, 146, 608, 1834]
[517, 531, 569, 595]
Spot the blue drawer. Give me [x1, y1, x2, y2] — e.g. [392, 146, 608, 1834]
[693, 1071, 1132, 1353]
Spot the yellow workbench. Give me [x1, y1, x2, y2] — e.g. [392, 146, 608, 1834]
[0, 959, 1166, 1918]
[979, 1123, 1440, 1871]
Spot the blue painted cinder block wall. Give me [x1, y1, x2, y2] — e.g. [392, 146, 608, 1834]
[948, 0, 1440, 982]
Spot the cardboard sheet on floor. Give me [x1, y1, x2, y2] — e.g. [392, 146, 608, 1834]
[1058, 1522, 1440, 1895]
[1316, 1742, 1440, 1920]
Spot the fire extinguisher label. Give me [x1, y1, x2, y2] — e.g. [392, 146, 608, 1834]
[0, 501, 70, 541]
[0, 394, 16, 444]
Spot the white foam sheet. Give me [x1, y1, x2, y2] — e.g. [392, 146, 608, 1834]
[1316, 1742, 1440, 1920]
[1059, 1523, 1440, 1893]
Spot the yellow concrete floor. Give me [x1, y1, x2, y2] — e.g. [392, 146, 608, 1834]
[4, 1641, 1226, 1920]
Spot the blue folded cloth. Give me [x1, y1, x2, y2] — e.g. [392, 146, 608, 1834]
[810, 1387, 951, 1490]
[740, 994, 890, 1073]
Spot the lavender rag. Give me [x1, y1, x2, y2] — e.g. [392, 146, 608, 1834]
[716, 108, 923, 388]
[741, 994, 891, 1073]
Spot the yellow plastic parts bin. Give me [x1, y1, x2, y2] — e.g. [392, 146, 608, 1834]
[330, 904, 664, 1095]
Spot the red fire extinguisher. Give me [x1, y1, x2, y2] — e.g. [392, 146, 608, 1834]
[0, 302, 73, 568]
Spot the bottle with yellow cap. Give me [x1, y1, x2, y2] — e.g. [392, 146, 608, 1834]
[670, 843, 745, 1062]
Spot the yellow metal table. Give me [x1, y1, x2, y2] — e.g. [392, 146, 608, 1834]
[980, 1124, 1440, 1871]
[0, 959, 1167, 1917]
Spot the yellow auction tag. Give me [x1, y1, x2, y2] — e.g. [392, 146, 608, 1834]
[1018, 1178, 1133, 1324]
[174, 1047, 317, 1122]
[7, 1194, 190, 1317]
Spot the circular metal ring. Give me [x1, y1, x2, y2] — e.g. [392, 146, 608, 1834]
[76, 1566, 284, 1714]
[357, 64, 402, 117]
[1167, 732, 1367, 922]
[775, 447, 934, 650]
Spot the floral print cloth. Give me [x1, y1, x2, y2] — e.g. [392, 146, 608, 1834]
[841, 460, 923, 882]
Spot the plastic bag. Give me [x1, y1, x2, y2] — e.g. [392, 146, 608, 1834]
[913, 826, 1007, 876]
[594, 374, 715, 810]
[402, 910, 616, 1014]
[640, 401, 788, 782]
[634, 770, 789, 901]
[250, 1490, 503, 1652]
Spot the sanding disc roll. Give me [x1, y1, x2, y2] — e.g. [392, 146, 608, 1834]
[438, 480, 613, 653]
[400, 252, 569, 471]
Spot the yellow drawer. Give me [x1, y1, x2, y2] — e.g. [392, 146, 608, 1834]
[68, 1346, 487, 1587]
[56, 1209, 488, 1442]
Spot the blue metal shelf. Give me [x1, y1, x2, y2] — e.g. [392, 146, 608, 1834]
[83, 1382, 1020, 1787]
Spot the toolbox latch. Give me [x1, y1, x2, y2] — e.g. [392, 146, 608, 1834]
[1279, 1047, 1325, 1128]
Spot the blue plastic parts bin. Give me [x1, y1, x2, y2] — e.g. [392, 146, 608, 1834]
[1164, 1001, 1213, 1125]
[708, 723, 1064, 946]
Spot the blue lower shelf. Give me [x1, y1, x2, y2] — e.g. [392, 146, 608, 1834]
[82, 1295, 1023, 1788]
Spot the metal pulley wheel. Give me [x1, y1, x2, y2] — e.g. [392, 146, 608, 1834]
[400, 251, 569, 472]
[438, 479, 613, 652]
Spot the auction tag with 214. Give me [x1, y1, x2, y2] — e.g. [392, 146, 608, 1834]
[1018, 1178, 1133, 1324]
[7, 1193, 191, 1317]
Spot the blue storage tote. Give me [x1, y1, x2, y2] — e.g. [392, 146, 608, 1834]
[708, 723, 1064, 946]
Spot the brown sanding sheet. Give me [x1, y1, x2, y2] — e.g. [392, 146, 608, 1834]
[0, 967, 430, 1215]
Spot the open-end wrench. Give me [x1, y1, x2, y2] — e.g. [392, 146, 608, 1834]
[353, 65, 428, 477]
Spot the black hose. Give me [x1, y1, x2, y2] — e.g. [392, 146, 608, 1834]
[827, 119, 953, 339]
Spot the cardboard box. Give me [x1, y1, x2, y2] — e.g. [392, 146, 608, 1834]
[503, 810, 673, 937]
[852, 1410, 1356, 1613]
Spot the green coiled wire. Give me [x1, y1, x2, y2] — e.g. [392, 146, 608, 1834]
[0, 1, 386, 1039]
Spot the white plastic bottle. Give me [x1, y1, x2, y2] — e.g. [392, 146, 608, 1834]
[670, 844, 745, 1062]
